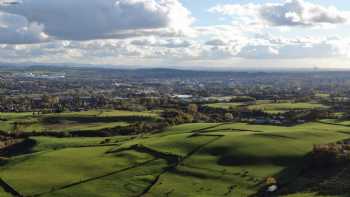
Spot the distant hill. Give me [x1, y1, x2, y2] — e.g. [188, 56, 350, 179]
[1, 64, 350, 81]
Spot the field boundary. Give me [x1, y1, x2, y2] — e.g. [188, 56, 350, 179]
[32, 158, 159, 197]
[0, 178, 23, 197]
[138, 134, 224, 196]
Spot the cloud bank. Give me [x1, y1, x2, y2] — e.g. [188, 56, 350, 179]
[0, 0, 349, 68]
[0, 0, 194, 42]
[209, 0, 349, 27]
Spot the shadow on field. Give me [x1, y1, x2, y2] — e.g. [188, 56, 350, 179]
[247, 153, 312, 197]
[170, 167, 219, 180]
[196, 128, 264, 134]
[192, 123, 228, 133]
[190, 123, 264, 135]
[0, 138, 36, 157]
[217, 154, 303, 166]
[0, 178, 23, 197]
[253, 133, 297, 140]
[317, 120, 350, 128]
[109, 144, 180, 165]
[42, 116, 156, 124]
[202, 144, 304, 167]
[337, 131, 350, 135]
[272, 153, 350, 197]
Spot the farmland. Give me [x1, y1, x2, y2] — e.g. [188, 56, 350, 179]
[247, 102, 329, 114]
[205, 102, 245, 109]
[1, 67, 350, 196]
[1, 120, 349, 197]
[206, 101, 329, 114]
[0, 110, 159, 133]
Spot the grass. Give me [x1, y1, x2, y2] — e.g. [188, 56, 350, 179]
[315, 93, 330, 98]
[248, 102, 328, 114]
[0, 147, 153, 196]
[319, 119, 350, 127]
[0, 187, 11, 197]
[30, 136, 132, 152]
[205, 102, 245, 109]
[139, 121, 350, 196]
[0, 110, 159, 133]
[282, 193, 343, 197]
[1, 120, 350, 196]
[42, 159, 168, 197]
[204, 101, 328, 114]
[54, 110, 159, 117]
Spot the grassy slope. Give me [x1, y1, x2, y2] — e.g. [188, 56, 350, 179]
[0, 110, 158, 133]
[1, 121, 349, 196]
[30, 136, 132, 152]
[144, 122, 350, 196]
[43, 159, 168, 197]
[283, 193, 335, 197]
[0, 147, 153, 196]
[0, 188, 10, 197]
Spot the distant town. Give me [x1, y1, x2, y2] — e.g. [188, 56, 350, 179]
[1, 66, 350, 197]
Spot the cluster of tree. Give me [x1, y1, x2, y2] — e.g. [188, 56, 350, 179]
[200, 105, 270, 122]
[0, 93, 189, 113]
[114, 96, 178, 111]
[0, 94, 111, 112]
[312, 141, 350, 167]
[160, 104, 214, 125]
[0, 135, 18, 149]
[161, 110, 195, 125]
[284, 109, 331, 123]
[229, 96, 256, 103]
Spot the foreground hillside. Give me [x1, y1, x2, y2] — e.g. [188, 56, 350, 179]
[1, 120, 350, 197]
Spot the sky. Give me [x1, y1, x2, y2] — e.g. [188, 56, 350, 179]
[0, 0, 350, 70]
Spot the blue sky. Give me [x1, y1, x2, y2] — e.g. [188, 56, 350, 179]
[0, 0, 350, 70]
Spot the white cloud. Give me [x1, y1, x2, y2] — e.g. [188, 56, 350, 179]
[0, 0, 21, 5]
[0, 0, 194, 41]
[238, 45, 279, 59]
[130, 37, 193, 48]
[209, 0, 350, 27]
[195, 25, 245, 40]
[0, 35, 348, 63]
[0, 0, 349, 68]
[0, 11, 48, 44]
[236, 36, 350, 59]
[205, 39, 227, 46]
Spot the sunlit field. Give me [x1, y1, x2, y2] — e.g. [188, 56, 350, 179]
[1, 120, 349, 196]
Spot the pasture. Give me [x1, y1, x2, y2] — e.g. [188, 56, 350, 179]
[0, 110, 159, 133]
[0, 120, 349, 196]
[205, 102, 245, 109]
[247, 102, 328, 114]
[205, 101, 328, 114]
[0, 187, 11, 197]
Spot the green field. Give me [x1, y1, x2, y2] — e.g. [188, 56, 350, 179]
[205, 102, 245, 109]
[247, 102, 328, 114]
[319, 119, 350, 126]
[205, 101, 328, 114]
[315, 93, 330, 98]
[0, 110, 159, 133]
[0, 120, 349, 196]
[0, 187, 11, 197]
